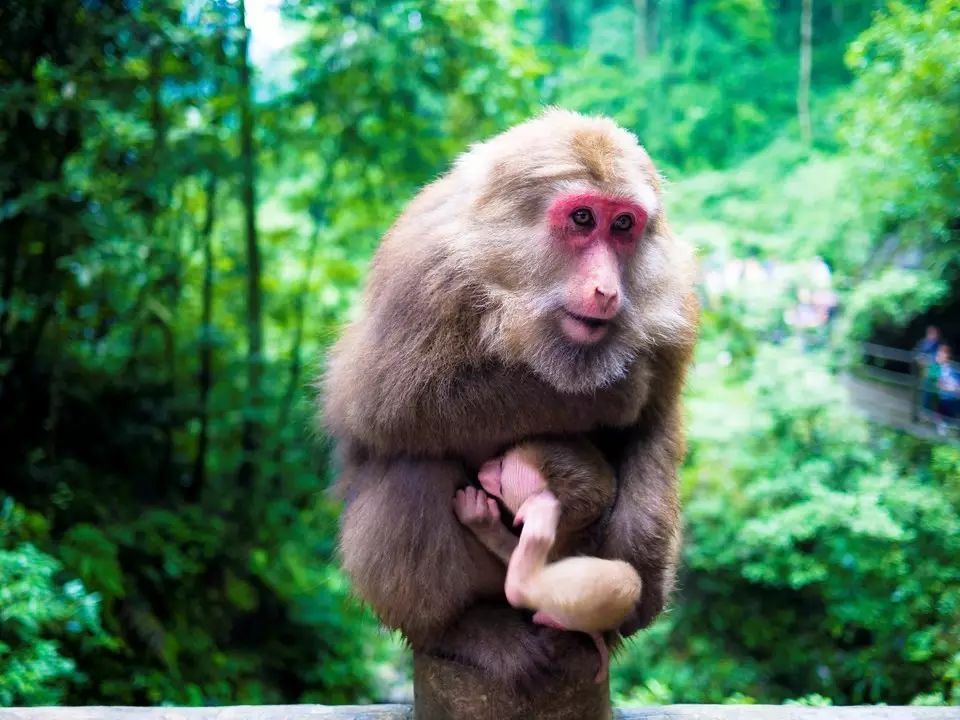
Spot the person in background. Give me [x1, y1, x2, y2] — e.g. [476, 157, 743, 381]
[916, 325, 941, 364]
[917, 326, 943, 414]
[933, 344, 959, 421]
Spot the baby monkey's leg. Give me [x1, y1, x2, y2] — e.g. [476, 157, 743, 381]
[526, 556, 641, 682]
[520, 556, 642, 634]
[504, 494, 626, 683]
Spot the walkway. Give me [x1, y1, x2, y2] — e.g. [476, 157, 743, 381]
[844, 343, 958, 442]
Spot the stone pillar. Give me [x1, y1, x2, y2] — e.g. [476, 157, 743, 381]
[413, 651, 612, 720]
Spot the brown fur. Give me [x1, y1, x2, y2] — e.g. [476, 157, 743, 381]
[322, 109, 698, 690]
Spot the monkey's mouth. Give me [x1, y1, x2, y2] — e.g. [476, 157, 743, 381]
[560, 310, 611, 344]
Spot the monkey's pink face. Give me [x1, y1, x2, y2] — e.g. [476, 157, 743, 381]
[547, 192, 648, 345]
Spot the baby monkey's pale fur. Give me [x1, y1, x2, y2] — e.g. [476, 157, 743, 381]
[455, 442, 642, 682]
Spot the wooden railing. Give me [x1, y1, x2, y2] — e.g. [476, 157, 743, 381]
[858, 342, 959, 429]
[860, 342, 919, 387]
[0, 706, 957, 720]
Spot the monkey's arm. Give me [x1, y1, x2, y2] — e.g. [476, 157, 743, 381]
[336, 452, 505, 647]
[598, 428, 681, 634]
[596, 345, 691, 635]
[338, 452, 593, 690]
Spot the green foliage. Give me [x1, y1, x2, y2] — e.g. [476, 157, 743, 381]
[1, 0, 536, 706]
[280, 0, 543, 249]
[0, 500, 103, 706]
[614, 344, 960, 705]
[839, 0, 960, 336]
[544, 0, 876, 170]
[840, 268, 949, 340]
[844, 0, 960, 248]
[668, 138, 868, 267]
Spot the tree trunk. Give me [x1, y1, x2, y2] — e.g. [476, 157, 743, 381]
[190, 174, 218, 501]
[413, 652, 611, 720]
[659, 0, 675, 110]
[0, 223, 21, 356]
[633, 0, 648, 59]
[797, 0, 813, 145]
[268, 217, 322, 492]
[148, 38, 166, 217]
[275, 220, 321, 432]
[236, 0, 263, 490]
[648, 0, 659, 54]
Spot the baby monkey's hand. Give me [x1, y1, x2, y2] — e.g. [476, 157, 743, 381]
[454, 486, 518, 565]
[453, 486, 501, 530]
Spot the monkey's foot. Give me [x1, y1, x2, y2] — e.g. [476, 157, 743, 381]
[429, 604, 563, 695]
[532, 610, 568, 631]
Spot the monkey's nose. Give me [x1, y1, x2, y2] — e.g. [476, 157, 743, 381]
[594, 286, 619, 314]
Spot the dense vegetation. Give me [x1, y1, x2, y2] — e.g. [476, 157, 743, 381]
[1, 0, 957, 708]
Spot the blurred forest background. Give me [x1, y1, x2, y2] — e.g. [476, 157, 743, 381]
[1, 0, 958, 709]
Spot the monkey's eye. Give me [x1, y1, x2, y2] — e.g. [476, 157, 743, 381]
[570, 208, 594, 227]
[612, 214, 634, 232]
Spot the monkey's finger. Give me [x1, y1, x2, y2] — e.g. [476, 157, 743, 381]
[453, 490, 477, 520]
[474, 488, 488, 514]
[486, 497, 500, 521]
[452, 491, 466, 519]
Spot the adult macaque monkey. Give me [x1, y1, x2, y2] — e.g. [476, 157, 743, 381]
[324, 109, 697, 689]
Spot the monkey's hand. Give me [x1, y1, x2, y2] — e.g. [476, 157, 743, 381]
[454, 486, 502, 531]
[513, 490, 561, 540]
[454, 487, 517, 565]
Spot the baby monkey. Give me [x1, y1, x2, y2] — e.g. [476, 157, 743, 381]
[454, 443, 642, 682]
